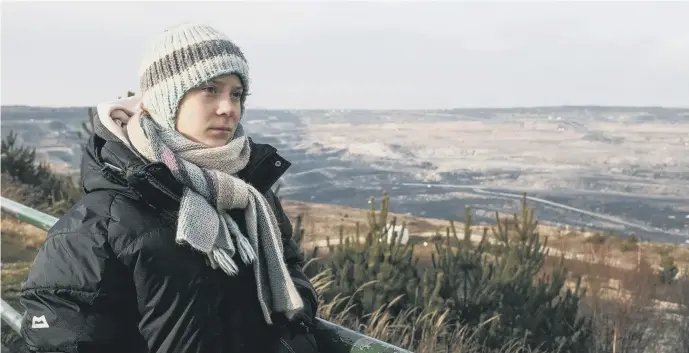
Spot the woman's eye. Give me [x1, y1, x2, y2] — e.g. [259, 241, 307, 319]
[231, 90, 243, 99]
[202, 86, 217, 94]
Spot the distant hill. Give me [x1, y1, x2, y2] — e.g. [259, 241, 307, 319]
[1, 106, 93, 123]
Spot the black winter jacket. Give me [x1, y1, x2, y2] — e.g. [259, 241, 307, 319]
[18, 127, 318, 353]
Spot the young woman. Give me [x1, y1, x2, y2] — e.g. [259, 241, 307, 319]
[19, 23, 319, 353]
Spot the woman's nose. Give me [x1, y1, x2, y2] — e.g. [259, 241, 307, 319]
[217, 98, 235, 117]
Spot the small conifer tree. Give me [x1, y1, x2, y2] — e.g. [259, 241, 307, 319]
[1, 131, 80, 215]
[426, 194, 593, 352]
[319, 192, 421, 317]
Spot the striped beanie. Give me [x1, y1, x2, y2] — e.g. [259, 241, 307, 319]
[138, 23, 250, 129]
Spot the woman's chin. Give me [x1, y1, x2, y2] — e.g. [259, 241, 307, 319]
[202, 131, 233, 147]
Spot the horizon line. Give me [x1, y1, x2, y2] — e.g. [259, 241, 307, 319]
[3, 104, 689, 111]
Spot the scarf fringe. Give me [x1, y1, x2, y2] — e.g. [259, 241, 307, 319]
[211, 248, 239, 276]
[222, 212, 257, 265]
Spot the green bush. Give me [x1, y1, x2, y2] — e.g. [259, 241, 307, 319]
[312, 193, 422, 317]
[424, 198, 592, 352]
[1, 131, 81, 216]
[298, 192, 594, 352]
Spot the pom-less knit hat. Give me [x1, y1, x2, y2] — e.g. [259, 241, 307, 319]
[137, 23, 250, 129]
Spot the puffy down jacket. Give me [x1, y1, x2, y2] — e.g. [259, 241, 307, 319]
[18, 125, 318, 353]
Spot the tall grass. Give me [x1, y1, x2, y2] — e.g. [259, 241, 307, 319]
[311, 268, 550, 353]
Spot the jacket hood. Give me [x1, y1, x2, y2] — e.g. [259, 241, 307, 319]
[80, 96, 148, 200]
[80, 97, 291, 209]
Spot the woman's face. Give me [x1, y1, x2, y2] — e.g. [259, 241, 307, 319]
[175, 74, 244, 148]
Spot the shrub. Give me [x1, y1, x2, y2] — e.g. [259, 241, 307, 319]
[304, 192, 594, 352]
[1, 131, 81, 215]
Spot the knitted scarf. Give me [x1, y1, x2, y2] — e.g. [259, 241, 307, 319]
[125, 110, 303, 325]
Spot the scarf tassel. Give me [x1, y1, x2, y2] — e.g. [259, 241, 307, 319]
[222, 212, 257, 265]
[210, 248, 240, 276]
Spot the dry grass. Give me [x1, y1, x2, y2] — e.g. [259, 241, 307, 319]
[1, 216, 46, 262]
[283, 199, 572, 239]
[1, 217, 44, 309]
[282, 199, 451, 241]
[1, 261, 31, 307]
[311, 269, 548, 353]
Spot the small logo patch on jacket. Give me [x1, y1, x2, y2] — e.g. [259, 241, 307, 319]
[31, 315, 49, 329]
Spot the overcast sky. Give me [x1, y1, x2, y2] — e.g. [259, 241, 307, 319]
[2, 1, 689, 109]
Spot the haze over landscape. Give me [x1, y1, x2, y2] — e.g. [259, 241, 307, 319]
[2, 2, 688, 244]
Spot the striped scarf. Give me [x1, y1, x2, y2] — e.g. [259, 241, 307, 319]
[126, 111, 304, 325]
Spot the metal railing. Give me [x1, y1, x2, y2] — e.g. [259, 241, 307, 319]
[0, 196, 412, 353]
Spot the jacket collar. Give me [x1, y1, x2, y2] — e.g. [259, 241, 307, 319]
[81, 130, 290, 212]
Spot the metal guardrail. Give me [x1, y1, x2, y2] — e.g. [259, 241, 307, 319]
[0, 298, 23, 334]
[0, 196, 412, 353]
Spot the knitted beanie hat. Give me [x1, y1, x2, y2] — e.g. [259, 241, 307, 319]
[138, 23, 250, 130]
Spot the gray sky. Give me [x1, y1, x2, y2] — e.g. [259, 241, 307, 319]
[2, 1, 689, 109]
